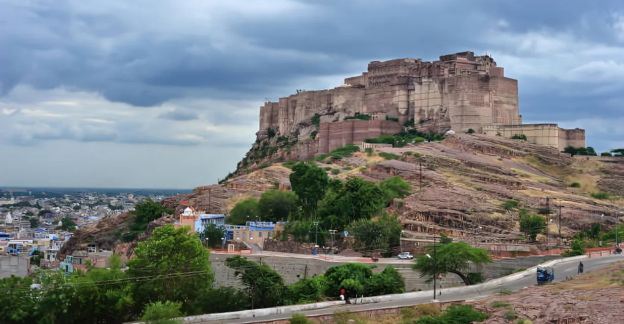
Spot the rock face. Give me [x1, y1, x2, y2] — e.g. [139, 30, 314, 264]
[471, 261, 624, 324]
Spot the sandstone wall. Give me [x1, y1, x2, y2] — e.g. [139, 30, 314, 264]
[317, 120, 402, 154]
[483, 124, 560, 149]
[558, 128, 586, 150]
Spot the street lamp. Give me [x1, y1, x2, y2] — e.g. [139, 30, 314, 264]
[313, 221, 319, 247]
[426, 236, 439, 302]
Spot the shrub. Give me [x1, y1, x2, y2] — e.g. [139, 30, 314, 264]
[601, 152, 612, 156]
[499, 288, 512, 295]
[511, 134, 527, 141]
[591, 192, 610, 199]
[331, 169, 340, 175]
[365, 134, 396, 145]
[570, 182, 581, 188]
[344, 114, 371, 121]
[404, 151, 413, 155]
[504, 200, 519, 210]
[268, 128, 276, 138]
[324, 167, 332, 171]
[141, 301, 183, 324]
[403, 118, 415, 127]
[277, 136, 289, 143]
[379, 152, 399, 160]
[282, 161, 298, 169]
[505, 310, 517, 321]
[258, 162, 271, 169]
[315, 144, 360, 161]
[491, 301, 510, 308]
[385, 115, 399, 122]
[414, 137, 426, 143]
[310, 131, 318, 139]
[343, 166, 353, 171]
[310, 114, 320, 127]
[365, 147, 373, 156]
[288, 314, 311, 324]
[466, 128, 475, 134]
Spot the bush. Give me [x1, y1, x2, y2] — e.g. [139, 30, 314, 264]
[324, 167, 332, 171]
[570, 182, 581, 188]
[601, 152, 612, 156]
[379, 152, 400, 160]
[365, 147, 373, 156]
[315, 144, 360, 161]
[511, 134, 527, 141]
[343, 167, 352, 171]
[310, 114, 320, 127]
[268, 128, 276, 138]
[466, 128, 475, 134]
[499, 288, 512, 295]
[141, 301, 183, 324]
[258, 162, 271, 169]
[344, 114, 371, 121]
[310, 131, 317, 139]
[385, 115, 399, 122]
[331, 169, 340, 175]
[289, 314, 311, 324]
[504, 200, 519, 210]
[591, 192, 610, 199]
[365, 135, 396, 145]
[505, 310, 517, 321]
[403, 118, 415, 127]
[415, 305, 488, 324]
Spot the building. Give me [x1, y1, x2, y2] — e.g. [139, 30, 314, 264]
[256, 51, 585, 154]
[226, 221, 275, 249]
[483, 124, 585, 151]
[194, 214, 226, 234]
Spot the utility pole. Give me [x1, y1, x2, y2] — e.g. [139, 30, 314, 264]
[313, 221, 319, 247]
[329, 229, 337, 260]
[419, 157, 423, 191]
[433, 236, 438, 302]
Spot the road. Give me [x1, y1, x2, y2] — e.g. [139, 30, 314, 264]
[212, 255, 623, 324]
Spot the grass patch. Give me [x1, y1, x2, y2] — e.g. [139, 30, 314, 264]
[505, 310, 516, 321]
[343, 166, 353, 171]
[379, 152, 400, 160]
[591, 192, 610, 199]
[331, 169, 340, 175]
[344, 114, 371, 121]
[281, 161, 298, 169]
[491, 301, 510, 308]
[498, 288, 512, 295]
[315, 144, 360, 161]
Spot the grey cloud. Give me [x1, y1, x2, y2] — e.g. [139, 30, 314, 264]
[159, 108, 200, 121]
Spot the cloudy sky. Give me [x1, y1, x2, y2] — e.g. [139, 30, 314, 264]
[1, 0, 624, 189]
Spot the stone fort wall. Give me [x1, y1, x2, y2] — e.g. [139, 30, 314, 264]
[318, 120, 402, 154]
[482, 124, 586, 150]
[256, 51, 521, 141]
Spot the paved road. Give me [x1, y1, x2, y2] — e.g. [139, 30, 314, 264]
[213, 255, 623, 324]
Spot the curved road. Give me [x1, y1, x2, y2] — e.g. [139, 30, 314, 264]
[214, 255, 623, 324]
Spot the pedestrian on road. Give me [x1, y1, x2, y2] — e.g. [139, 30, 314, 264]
[578, 261, 584, 274]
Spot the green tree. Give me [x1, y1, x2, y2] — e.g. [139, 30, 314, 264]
[189, 287, 250, 315]
[349, 212, 401, 255]
[258, 190, 299, 222]
[29, 217, 38, 228]
[379, 176, 411, 204]
[225, 255, 288, 308]
[412, 242, 492, 285]
[38, 209, 52, 217]
[127, 224, 214, 315]
[288, 275, 327, 304]
[141, 301, 183, 324]
[61, 215, 76, 232]
[0, 275, 36, 324]
[25, 211, 34, 217]
[200, 223, 227, 248]
[519, 214, 545, 242]
[289, 314, 312, 324]
[323, 263, 373, 297]
[228, 197, 259, 225]
[318, 177, 385, 230]
[134, 199, 174, 230]
[290, 162, 329, 219]
[611, 148, 624, 156]
[73, 205, 81, 211]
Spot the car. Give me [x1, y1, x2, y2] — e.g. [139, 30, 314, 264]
[398, 252, 414, 259]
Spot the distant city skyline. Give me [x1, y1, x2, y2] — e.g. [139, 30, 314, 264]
[1, 0, 624, 188]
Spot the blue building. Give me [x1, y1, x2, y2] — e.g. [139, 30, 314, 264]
[225, 221, 276, 248]
[194, 214, 226, 233]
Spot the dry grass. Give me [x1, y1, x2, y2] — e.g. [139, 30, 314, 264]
[556, 262, 624, 290]
[353, 150, 385, 164]
[510, 167, 559, 185]
[519, 155, 574, 179]
[226, 194, 255, 212]
[337, 166, 367, 179]
[563, 173, 600, 193]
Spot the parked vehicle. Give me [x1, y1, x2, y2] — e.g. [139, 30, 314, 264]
[537, 266, 554, 284]
[398, 252, 414, 259]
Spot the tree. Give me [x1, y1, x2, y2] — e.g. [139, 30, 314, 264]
[38, 209, 52, 217]
[127, 224, 214, 315]
[519, 214, 545, 242]
[61, 216, 76, 232]
[29, 217, 38, 228]
[0, 275, 37, 324]
[25, 211, 34, 217]
[289, 162, 329, 219]
[141, 301, 183, 324]
[318, 177, 385, 231]
[134, 199, 173, 228]
[73, 205, 81, 211]
[258, 190, 299, 222]
[323, 263, 404, 298]
[379, 176, 411, 205]
[200, 223, 227, 248]
[349, 212, 401, 255]
[611, 148, 624, 156]
[225, 255, 288, 308]
[228, 198, 259, 225]
[412, 241, 492, 285]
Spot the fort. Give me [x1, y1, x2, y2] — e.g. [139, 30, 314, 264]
[256, 51, 585, 154]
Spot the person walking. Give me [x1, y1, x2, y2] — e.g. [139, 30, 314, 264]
[578, 261, 584, 274]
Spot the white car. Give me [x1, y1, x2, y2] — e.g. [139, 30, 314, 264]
[398, 252, 414, 259]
